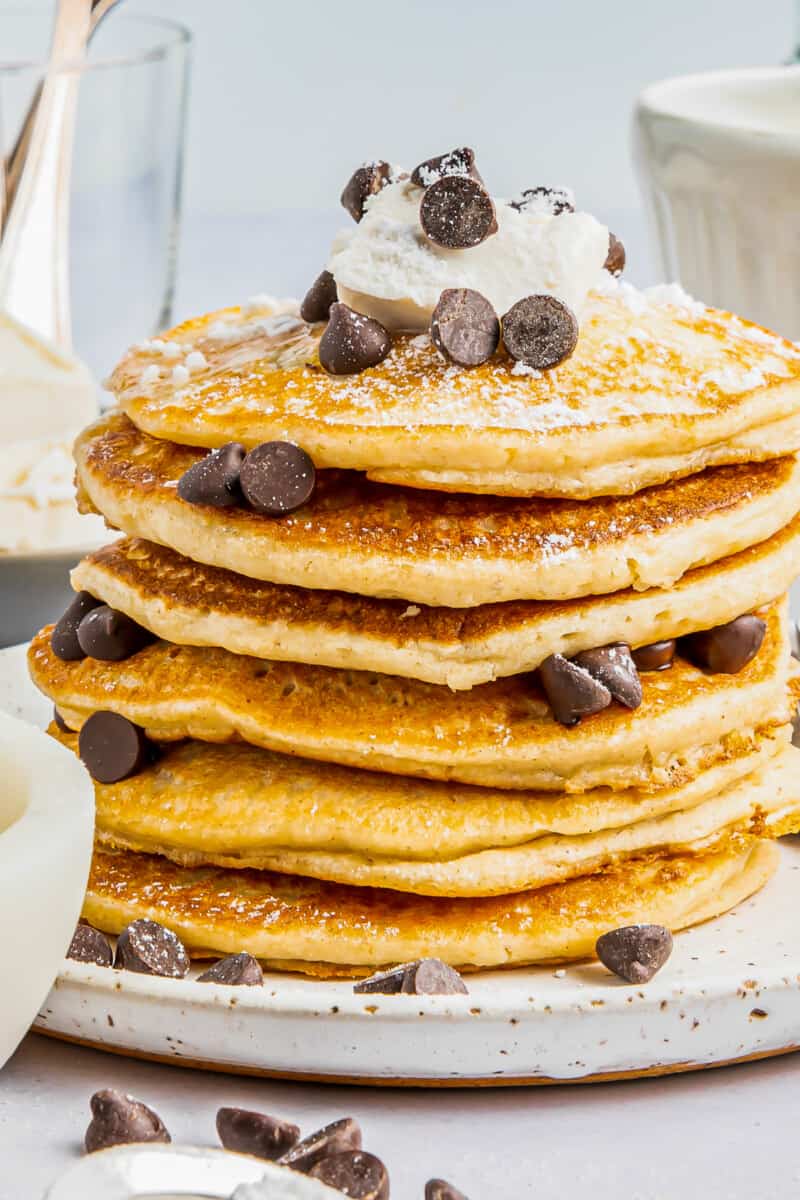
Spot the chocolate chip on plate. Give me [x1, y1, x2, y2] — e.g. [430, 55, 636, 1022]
[310, 1150, 390, 1200]
[76, 605, 153, 662]
[341, 161, 392, 221]
[239, 441, 316, 516]
[632, 640, 676, 672]
[681, 614, 766, 675]
[353, 964, 408, 995]
[402, 958, 469, 995]
[431, 288, 500, 367]
[411, 146, 481, 187]
[85, 1088, 170, 1153]
[78, 711, 153, 784]
[572, 643, 642, 709]
[596, 924, 673, 984]
[319, 302, 392, 375]
[67, 922, 113, 967]
[53, 706, 70, 733]
[177, 442, 246, 508]
[510, 186, 575, 216]
[278, 1117, 362, 1174]
[217, 1107, 300, 1160]
[426, 1181, 469, 1200]
[51, 592, 102, 661]
[300, 269, 338, 323]
[605, 232, 626, 276]
[114, 917, 190, 978]
[502, 295, 579, 370]
[197, 952, 264, 986]
[420, 176, 498, 249]
[539, 654, 612, 727]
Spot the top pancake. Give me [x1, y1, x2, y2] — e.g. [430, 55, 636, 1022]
[107, 289, 800, 498]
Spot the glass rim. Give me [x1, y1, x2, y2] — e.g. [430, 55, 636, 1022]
[0, 10, 191, 75]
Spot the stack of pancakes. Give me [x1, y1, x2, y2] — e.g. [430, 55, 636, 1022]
[28, 279, 800, 977]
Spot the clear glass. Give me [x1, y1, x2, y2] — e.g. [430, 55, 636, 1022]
[0, 7, 191, 376]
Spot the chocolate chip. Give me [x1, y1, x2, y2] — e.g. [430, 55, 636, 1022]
[76, 605, 154, 662]
[341, 161, 392, 222]
[353, 964, 408, 995]
[510, 186, 574, 216]
[53, 706, 70, 732]
[681, 615, 766, 675]
[51, 592, 102, 661]
[605, 232, 626, 276]
[300, 270, 338, 323]
[539, 654, 612, 727]
[502, 295, 579, 370]
[310, 1151, 390, 1200]
[431, 289, 500, 367]
[596, 924, 673, 984]
[319, 302, 391, 375]
[426, 1181, 469, 1200]
[278, 1117, 362, 1174]
[197, 952, 263, 986]
[632, 640, 676, 672]
[85, 1089, 170, 1153]
[239, 441, 316, 516]
[420, 176, 497, 249]
[78, 711, 153, 784]
[67, 922, 112, 967]
[114, 917, 190, 978]
[571, 643, 642, 709]
[177, 442, 246, 508]
[411, 147, 481, 187]
[216, 1107, 300, 1160]
[401, 959, 469, 995]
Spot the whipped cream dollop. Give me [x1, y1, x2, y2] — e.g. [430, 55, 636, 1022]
[328, 178, 610, 332]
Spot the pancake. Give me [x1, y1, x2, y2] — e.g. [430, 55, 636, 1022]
[29, 602, 797, 791]
[83, 837, 779, 973]
[74, 412, 800, 609]
[107, 288, 800, 499]
[71, 519, 800, 689]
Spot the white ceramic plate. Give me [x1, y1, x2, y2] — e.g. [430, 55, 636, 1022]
[4, 642, 800, 1086]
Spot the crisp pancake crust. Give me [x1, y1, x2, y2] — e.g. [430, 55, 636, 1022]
[74, 412, 800, 607]
[107, 291, 800, 498]
[28, 602, 795, 791]
[83, 838, 779, 972]
[72, 520, 800, 688]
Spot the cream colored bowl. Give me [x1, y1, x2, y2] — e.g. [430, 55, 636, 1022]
[0, 708, 94, 1068]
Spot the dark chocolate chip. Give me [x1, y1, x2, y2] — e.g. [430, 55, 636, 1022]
[632, 640, 676, 672]
[239, 441, 316, 516]
[77, 605, 153, 662]
[78, 711, 153, 784]
[51, 592, 102, 661]
[605, 232, 626, 276]
[319, 302, 392, 375]
[596, 924, 673, 984]
[401, 958, 469, 995]
[411, 147, 481, 187]
[216, 1107, 300, 1160]
[681, 615, 766, 675]
[502, 295, 579, 370]
[300, 270, 338, 323]
[85, 1088, 170, 1153]
[353, 964, 408, 995]
[53, 706, 70, 733]
[114, 917, 190, 978]
[67, 922, 113, 967]
[197, 952, 263, 986]
[571, 643, 642, 709]
[278, 1117, 362, 1174]
[341, 161, 392, 221]
[431, 288, 500, 367]
[539, 654, 612, 727]
[510, 186, 574, 216]
[419, 176, 497, 249]
[310, 1151, 390, 1200]
[177, 442, 246, 509]
[426, 1181, 469, 1200]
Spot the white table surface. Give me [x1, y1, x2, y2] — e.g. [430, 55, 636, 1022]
[3, 210, 800, 1199]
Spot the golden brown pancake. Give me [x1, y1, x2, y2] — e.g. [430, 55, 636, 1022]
[107, 292, 800, 498]
[83, 837, 779, 973]
[74, 412, 800, 608]
[29, 601, 796, 791]
[72, 519, 800, 689]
